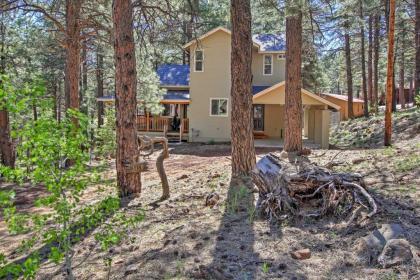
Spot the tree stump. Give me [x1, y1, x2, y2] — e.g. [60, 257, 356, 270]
[251, 153, 377, 223]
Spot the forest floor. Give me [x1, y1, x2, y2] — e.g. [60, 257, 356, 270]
[1, 107, 419, 280]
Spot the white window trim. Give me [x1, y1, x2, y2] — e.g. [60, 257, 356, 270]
[194, 48, 204, 72]
[209, 98, 228, 117]
[263, 54, 273, 76]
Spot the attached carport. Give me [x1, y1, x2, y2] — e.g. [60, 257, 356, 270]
[252, 82, 341, 149]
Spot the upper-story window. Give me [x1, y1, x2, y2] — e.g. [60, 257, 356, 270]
[263, 54, 273, 75]
[194, 49, 204, 72]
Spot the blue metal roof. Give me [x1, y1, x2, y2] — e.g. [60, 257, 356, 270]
[253, 34, 286, 52]
[163, 90, 190, 100]
[252, 85, 271, 95]
[157, 64, 190, 86]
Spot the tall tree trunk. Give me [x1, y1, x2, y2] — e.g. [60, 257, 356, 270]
[399, 45, 405, 109]
[65, 0, 82, 117]
[384, 0, 395, 146]
[230, 0, 256, 176]
[368, 15, 373, 109]
[80, 41, 88, 113]
[415, 0, 420, 106]
[96, 45, 104, 128]
[359, 0, 369, 117]
[409, 76, 414, 105]
[284, 8, 303, 152]
[113, 0, 141, 196]
[373, 14, 380, 112]
[0, 17, 15, 168]
[392, 39, 398, 112]
[345, 32, 354, 119]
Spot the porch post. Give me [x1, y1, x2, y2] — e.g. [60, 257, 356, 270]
[303, 107, 309, 137]
[320, 109, 330, 149]
[146, 112, 150, 131]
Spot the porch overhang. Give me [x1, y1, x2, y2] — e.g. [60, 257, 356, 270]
[252, 81, 341, 110]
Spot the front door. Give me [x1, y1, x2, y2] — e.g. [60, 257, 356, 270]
[253, 105, 264, 131]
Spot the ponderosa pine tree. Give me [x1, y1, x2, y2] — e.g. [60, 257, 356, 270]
[284, 3, 303, 153]
[373, 13, 380, 111]
[230, 0, 256, 176]
[0, 16, 15, 168]
[359, 0, 369, 117]
[65, 0, 82, 118]
[345, 30, 354, 119]
[385, 0, 396, 146]
[113, 0, 141, 195]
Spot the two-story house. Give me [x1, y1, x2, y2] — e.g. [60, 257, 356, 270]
[99, 26, 340, 148]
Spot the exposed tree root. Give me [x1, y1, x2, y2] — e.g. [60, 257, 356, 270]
[251, 153, 377, 224]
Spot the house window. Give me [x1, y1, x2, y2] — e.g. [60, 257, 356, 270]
[210, 98, 228, 117]
[277, 53, 285, 60]
[263, 54, 273, 75]
[194, 49, 204, 72]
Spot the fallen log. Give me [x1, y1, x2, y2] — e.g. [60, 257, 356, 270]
[251, 153, 377, 223]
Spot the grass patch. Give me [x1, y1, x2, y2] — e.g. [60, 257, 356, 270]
[394, 154, 420, 172]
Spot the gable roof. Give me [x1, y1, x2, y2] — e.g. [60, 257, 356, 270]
[183, 26, 285, 53]
[322, 93, 364, 103]
[157, 64, 190, 86]
[253, 82, 341, 110]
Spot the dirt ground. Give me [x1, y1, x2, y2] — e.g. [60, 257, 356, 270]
[1, 108, 419, 280]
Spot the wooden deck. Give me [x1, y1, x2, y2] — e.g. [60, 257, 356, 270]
[137, 116, 189, 141]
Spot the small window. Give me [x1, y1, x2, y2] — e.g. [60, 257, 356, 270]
[263, 54, 273, 75]
[277, 53, 285, 60]
[195, 49, 204, 72]
[210, 98, 228, 117]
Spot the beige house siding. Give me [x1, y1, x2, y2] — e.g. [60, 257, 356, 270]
[263, 105, 284, 139]
[251, 50, 285, 86]
[188, 30, 232, 142]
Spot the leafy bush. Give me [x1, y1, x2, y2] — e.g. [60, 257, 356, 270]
[96, 107, 116, 158]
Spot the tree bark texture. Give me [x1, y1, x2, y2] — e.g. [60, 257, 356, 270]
[368, 15, 373, 109]
[284, 12, 303, 152]
[415, 0, 420, 105]
[359, 0, 369, 117]
[373, 14, 380, 112]
[385, 0, 395, 146]
[230, 0, 256, 176]
[96, 45, 104, 128]
[65, 0, 82, 116]
[113, 0, 141, 196]
[345, 32, 354, 119]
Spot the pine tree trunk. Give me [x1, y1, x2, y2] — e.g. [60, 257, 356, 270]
[96, 45, 104, 128]
[399, 47, 405, 109]
[409, 76, 414, 105]
[284, 10, 303, 152]
[65, 0, 82, 117]
[415, 0, 420, 105]
[0, 18, 15, 168]
[385, 0, 395, 146]
[359, 0, 369, 117]
[373, 14, 380, 112]
[345, 32, 354, 119]
[113, 0, 141, 196]
[368, 15, 373, 109]
[53, 82, 58, 121]
[230, 0, 256, 176]
[58, 79, 62, 122]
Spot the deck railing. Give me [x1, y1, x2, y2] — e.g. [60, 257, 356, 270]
[137, 116, 189, 134]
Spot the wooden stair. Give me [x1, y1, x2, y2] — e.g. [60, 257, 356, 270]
[253, 131, 268, 139]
